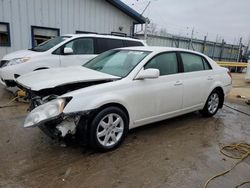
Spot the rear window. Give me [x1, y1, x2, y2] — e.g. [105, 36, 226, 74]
[96, 38, 124, 54]
[181, 53, 211, 72]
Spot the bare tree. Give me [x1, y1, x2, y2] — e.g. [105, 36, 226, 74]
[159, 28, 167, 36]
[147, 22, 158, 35]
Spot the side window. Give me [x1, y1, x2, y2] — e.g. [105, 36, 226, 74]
[96, 38, 123, 54]
[64, 38, 94, 54]
[97, 38, 109, 53]
[108, 39, 123, 49]
[0, 22, 11, 46]
[181, 53, 205, 72]
[145, 52, 178, 76]
[202, 57, 212, 70]
[124, 40, 143, 47]
[75, 30, 97, 34]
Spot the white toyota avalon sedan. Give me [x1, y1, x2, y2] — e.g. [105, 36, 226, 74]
[16, 47, 232, 151]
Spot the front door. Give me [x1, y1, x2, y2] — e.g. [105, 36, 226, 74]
[59, 37, 96, 67]
[131, 52, 183, 127]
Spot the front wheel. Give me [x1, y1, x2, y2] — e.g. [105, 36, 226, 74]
[89, 107, 129, 151]
[200, 90, 221, 117]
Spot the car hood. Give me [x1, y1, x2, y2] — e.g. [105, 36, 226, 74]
[2, 49, 40, 60]
[16, 66, 120, 91]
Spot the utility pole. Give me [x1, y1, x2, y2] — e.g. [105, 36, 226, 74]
[188, 27, 194, 49]
[141, 1, 151, 15]
[141, 1, 151, 41]
[144, 18, 150, 40]
[237, 37, 242, 62]
[202, 35, 207, 53]
[212, 34, 218, 59]
[246, 39, 250, 56]
[215, 34, 219, 43]
[219, 39, 225, 61]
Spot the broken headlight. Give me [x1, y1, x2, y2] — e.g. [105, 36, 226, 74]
[24, 98, 66, 128]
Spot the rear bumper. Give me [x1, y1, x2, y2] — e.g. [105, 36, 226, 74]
[223, 84, 232, 97]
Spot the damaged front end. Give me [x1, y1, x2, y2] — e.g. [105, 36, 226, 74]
[18, 80, 113, 141]
[23, 97, 77, 139]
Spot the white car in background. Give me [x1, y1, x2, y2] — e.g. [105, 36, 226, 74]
[0, 34, 145, 89]
[16, 47, 232, 151]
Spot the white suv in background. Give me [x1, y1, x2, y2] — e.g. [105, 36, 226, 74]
[0, 34, 145, 88]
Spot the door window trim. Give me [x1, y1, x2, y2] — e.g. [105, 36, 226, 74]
[178, 51, 212, 73]
[143, 51, 181, 76]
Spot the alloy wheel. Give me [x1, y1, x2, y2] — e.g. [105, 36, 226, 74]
[96, 113, 124, 147]
[207, 93, 219, 114]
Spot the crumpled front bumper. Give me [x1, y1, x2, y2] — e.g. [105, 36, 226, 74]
[37, 115, 79, 140]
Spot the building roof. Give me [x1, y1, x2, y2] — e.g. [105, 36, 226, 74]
[106, 0, 146, 24]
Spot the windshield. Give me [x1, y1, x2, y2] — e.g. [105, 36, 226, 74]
[30, 36, 71, 52]
[84, 50, 150, 77]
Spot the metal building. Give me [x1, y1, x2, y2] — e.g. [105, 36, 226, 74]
[0, 0, 145, 59]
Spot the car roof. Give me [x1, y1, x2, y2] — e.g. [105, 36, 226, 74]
[63, 34, 143, 42]
[117, 46, 207, 56]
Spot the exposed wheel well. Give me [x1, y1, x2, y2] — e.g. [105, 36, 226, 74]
[98, 103, 130, 124]
[34, 67, 49, 71]
[77, 103, 130, 145]
[213, 87, 224, 108]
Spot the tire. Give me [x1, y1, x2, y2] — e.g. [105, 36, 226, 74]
[200, 90, 221, 117]
[89, 106, 129, 152]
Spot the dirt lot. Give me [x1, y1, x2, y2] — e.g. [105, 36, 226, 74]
[0, 73, 250, 188]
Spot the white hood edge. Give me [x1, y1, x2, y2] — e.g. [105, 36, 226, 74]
[2, 49, 39, 60]
[16, 66, 120, 91]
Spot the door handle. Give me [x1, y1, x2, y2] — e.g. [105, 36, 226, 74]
[174, 81, 183, 86]
[207, 76, 213, 81]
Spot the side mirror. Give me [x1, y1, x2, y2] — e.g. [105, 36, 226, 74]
[135, 68, 160, 80]
[63, 47, 73, 54]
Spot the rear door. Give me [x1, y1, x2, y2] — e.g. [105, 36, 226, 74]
[179, 52, 213, 110]
[58, 37, 96, 66]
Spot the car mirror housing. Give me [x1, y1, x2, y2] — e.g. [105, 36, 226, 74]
[135, 68, 160, 80]
[64, 47, 73, 54]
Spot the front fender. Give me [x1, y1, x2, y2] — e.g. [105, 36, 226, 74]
[63, 93, 131, 117]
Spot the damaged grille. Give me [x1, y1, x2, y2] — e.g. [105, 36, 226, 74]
[0, 60, 9, 68]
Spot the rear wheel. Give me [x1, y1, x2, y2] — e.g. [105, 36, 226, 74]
[200, 90, 221, 117]
[89, 107, 128, 151]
